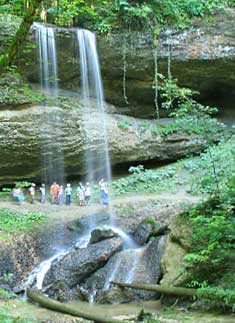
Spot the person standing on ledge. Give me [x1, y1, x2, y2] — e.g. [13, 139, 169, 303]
[65, 183, 72, 206]
[28, 183, 36, 204]
[77, 182, 85, 207]
[58, 184, 64, 206]
[50, 181, 59, 204]
[84, 182, 91, 206]
[99, 178, 109, 207]
[39, 183, 46, 203]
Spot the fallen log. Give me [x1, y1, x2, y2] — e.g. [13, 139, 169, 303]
[111, 282, 235, 308]
[111, 281, 196, 298]
[27, 288, 129, 323]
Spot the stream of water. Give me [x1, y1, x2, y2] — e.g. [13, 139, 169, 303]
[34, 23, 65, 185]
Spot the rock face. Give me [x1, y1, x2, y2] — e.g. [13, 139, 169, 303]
[0, 105, 209, 183]
[98, 10, 235, 117]
[15, 10, 235, 118]
[43, 237, 123, 300]
[160, 214, 193, 286]
[0, 232, 40, 290]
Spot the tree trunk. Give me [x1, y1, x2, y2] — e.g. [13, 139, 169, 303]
[0, 0, 43, 75]
[27, 288, 130, 323]
[111, 281, 197, 298]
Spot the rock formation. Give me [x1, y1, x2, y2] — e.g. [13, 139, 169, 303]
[0, 105, 212, 183]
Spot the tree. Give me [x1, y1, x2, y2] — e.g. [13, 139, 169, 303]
[0, 0, 43, 75]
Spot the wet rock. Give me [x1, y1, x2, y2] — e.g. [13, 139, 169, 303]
[43, 237, 123, 299]
[72, 212, 111, 234]
[83, 236, 166, 303]
[134, 218, 158, 245]
[89, 226, 117, 244]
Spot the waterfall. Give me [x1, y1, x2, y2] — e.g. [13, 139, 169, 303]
[24, 25, 161, 302]
[34, 22, 65, 185]
[76, 29, 111, 184]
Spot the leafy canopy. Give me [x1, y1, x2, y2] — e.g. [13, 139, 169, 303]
[0, 0, 233, 30]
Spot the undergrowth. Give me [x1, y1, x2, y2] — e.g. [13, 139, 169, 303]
[0, 314, 40, 323]
[0, 209, 45, 232]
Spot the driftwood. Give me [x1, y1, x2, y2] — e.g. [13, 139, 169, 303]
[27, 288, 129, 323]
[111, 281, 197, 298]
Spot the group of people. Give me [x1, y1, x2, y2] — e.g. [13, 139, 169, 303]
[49, 181, 91, 206]
[12, 178, 109, 207]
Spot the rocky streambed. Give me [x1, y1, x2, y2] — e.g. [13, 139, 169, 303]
[0, 195, 196, 305]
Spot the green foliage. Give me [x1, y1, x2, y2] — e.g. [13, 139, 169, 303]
[47, 0, 108, 28]
[182, 141, 235, 297]
[184, 205, 235, 282]
[0, 208, 45, 232]
[0, 0, 24, 16]
[117, 119, 132, 130]
[197, 286, 235, 309]
[112, 164, 177, 195]
[14, 181, 31, 188]
[151, 116, 224, 138]
[158, 73, 218, 118]
[184, 136, 235, 195]
[0, 72, 42, 106]
[0, 0, 232, 31]
[0, 314, 39, 323]
[0, 288, 16, 300]
[128, 165, 144, 174]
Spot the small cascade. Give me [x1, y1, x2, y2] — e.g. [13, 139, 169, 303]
[24, 231, 92, 292]
[103, 256, 123, 290]
[34, 22, 65, 185]
[110, 226, 138, 249]
[124, 247, 144, 283]
[34, 255, 60, 290]
[102, 226, 140, 290]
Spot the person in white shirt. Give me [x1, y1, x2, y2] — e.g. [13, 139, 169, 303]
[65, 183, 72, 205]
[28, 183, 36, 204]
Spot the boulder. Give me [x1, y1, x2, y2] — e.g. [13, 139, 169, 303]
[0, 105, 211, 183]
[70, 212, 111, 234]
[83, 236, 166, 303]
[43, 237, 123, 299]
[89, 226, 117, 244]
[134, 218, 158, 245]
[160, 214, 193, 286]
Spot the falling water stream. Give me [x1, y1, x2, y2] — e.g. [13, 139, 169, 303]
[34, 23, 65, 185]
[77, 29, 111, 183]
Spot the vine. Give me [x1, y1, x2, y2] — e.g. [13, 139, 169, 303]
[167, 32, 172, 80]
[152, 26, 161, 119]
[122, 33, 129, 105]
